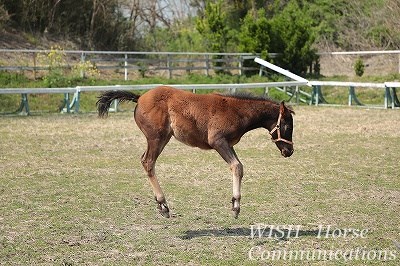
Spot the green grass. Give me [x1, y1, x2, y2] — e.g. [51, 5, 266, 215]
[0, 107, 399, 265]
[0, 72, 275, 113]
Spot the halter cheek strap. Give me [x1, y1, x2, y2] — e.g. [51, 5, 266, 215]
[269, 112, 293, 145]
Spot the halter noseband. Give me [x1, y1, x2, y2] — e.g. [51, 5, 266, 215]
[269, 112, 293, 145]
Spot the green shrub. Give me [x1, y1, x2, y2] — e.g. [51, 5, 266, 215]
[354, 57, 365, 77]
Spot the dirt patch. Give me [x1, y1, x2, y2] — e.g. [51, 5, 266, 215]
[319, 53, 400, 77]
[0, 28, 78, 50]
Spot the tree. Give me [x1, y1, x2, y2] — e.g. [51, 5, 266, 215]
[238, 8, 270, 56]
[2, 0, 51, 32]
[304, 0, 347, 49]
[196, 0, 230, 53]
[269, 0, 317, 75]
[0, 4, 10, 29]
[237, 8, 270, 75]
[196, 0, 232, 72]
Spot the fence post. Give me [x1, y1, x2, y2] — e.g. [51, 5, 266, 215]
[315, 86, 320, 106]
[259, 67, 263, 77]
[238, 56, 243, 76]
[204, 54, 209, 76]
[124, 53, 128, 81]
[75, 87, 81, 113]
[64, 93, 71, 113]
[390, 88, 396, 109]
[348, 86, 353, 106]
[349, 86, 363, 106]
[310, 86, 316, 105]
[398, 54, 400, 74]
[17, 93, 30, 115]
[32, 52, 37, 80]
[384, 86, 389, 109]
[264, 87, 269, 97]
[80, 52, 86, 78]
[167, 54, 172, 79]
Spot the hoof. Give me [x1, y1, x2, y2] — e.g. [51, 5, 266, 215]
[232, 207, 240, 219]
[158, 203, 170, 218]
[231, 197, 240, 219]
[159, 209, 170, 218]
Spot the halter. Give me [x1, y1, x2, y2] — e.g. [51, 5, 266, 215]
[269, 112, 293, 145]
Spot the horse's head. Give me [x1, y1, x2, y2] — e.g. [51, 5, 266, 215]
[269, 102, 294, 158]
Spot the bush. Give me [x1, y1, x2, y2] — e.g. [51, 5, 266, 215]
[37, 46, 100, 87]
[354, 57, 365, 77]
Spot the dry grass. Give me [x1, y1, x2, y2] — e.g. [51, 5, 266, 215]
[0, 107, 399, 265]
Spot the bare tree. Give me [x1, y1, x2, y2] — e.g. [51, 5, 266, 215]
[163, 0, 196, 22]
[46, 0, 62, 32]
[88, 0, 107, 47]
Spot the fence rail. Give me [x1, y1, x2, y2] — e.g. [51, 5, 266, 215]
[309, 81, 400, 109]
[1, 49, 400, 79]
[1, 80, 398, 115]
[0, 49, 273, 79]
[0, 81, 306, 115]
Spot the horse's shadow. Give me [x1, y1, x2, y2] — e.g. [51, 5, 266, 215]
[179, 226, 321, 240]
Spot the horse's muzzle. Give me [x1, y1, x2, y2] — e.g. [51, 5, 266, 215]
[281, 147, 294, 157]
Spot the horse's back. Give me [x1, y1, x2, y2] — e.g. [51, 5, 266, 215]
[136, 86, 222, 149]
[138, 85, 218, 112]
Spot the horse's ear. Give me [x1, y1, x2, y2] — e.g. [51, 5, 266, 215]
[279, 101, 286, 115]
[280, 101, 295, 115]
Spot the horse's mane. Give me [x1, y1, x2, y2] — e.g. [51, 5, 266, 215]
[217, 92, 295, 114]
[218, 91, 274, 101]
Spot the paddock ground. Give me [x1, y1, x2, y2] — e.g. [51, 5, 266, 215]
[0, 106, 399, 265]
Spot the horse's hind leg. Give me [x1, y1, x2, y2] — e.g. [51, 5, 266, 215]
[141, 135, 172, 218]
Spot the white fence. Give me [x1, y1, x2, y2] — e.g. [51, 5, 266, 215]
[309, 81, 400, 109]
[0, 81, 307, 115]
[1, 81, 398, 115]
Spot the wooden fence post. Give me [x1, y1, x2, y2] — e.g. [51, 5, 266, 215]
[204, 55, 209, 76]
[80, 52, 86, 78]
[32, 52, 37, 80]
[124, 53, 128, 81]
[238, 56, 243, 76]
[398, 54, 400, 74]
[167, 54, 172, 79]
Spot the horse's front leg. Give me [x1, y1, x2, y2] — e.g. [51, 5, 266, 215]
[230, 159, 243, 218]
[211, 139, 243, 218]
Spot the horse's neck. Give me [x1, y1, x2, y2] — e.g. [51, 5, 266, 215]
[241, 101, 279, 131]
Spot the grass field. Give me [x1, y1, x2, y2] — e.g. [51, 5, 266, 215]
[1, 106, 399, 265]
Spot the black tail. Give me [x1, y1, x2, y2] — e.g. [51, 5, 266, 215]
[96, 90, 140, 118]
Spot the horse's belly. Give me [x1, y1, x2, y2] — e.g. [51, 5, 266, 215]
[172, 128, 211, 149]
[170, 118, 211, 149]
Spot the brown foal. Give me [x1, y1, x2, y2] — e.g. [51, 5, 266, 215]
[97, 86, 294, 218]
